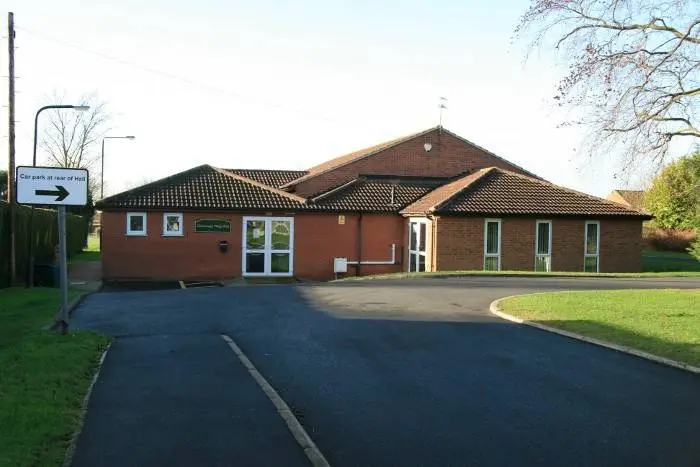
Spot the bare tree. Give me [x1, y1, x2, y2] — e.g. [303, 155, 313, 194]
[516, 0, 700, 176]
[40, 92, 110, 197]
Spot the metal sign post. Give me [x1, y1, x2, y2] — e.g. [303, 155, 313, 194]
[16, 166, 89, 334]
[57, 206, 69, 333]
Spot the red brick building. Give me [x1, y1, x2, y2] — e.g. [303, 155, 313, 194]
[97, 127, 650, 281]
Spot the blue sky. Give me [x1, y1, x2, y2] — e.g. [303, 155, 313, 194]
[0, 0, 659, 196]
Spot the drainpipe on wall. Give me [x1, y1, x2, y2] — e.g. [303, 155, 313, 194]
[431, 216, 437, 272]
[356, 214, 363, 276]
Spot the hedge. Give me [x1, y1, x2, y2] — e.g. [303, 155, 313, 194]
[0, 201, 88, 288]
[643, 225, 697, 252]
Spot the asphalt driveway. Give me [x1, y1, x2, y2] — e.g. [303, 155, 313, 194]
[71, 277, 700, 467]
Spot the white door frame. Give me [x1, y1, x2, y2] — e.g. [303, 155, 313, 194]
[242, 216, 294, 277]
[408, 218, 429, 272]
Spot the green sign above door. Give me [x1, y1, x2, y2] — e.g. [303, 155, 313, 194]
[195, 219, 231, 233]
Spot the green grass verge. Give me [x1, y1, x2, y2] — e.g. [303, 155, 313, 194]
[335, 269, 700, 281]
[498, 289, 700, 367]
[0, 288, 109, 467]
[70, 235, 101, 263]
[642, 249, 700, 272]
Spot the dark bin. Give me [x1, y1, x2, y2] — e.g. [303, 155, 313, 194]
[34, 264, 59, 287]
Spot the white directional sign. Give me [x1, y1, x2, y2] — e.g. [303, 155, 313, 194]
[16, 166, 89, 206]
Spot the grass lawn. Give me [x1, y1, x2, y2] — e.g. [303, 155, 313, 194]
[0, 288, 109, 467]
[642, 249, 700, 272]
[70, 235, 100, 263]
[498, 290, 700, 367]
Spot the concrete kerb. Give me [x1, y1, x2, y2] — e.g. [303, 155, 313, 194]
[221, 334, 331, 467]
[62, 342, 112, 467]
[42, 290, 97, 331]
[489, 294, 700, 375]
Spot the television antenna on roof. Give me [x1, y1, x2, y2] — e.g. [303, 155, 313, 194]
[439, 97, 448, 128]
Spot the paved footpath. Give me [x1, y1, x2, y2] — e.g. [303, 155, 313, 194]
[70, 333, 308, 467]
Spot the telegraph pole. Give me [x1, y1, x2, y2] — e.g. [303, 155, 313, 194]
[7, 12, 17, 285]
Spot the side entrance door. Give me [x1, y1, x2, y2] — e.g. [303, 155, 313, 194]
[242, 217, 294, 277]
[408, 219, 427, 272]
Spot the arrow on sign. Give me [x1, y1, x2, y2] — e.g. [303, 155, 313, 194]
[35, 186, 69, 202]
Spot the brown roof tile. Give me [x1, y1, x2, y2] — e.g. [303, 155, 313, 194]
[309, 175, 446, 212]
[225, 169, 307, 188]
[96, 165, 306, 211]
[400, 169, 491, 214]
[403, 168, 651, 218]
[609, 189, 647, 212]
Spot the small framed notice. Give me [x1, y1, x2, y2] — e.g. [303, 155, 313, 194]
[195, 219, 231, 233]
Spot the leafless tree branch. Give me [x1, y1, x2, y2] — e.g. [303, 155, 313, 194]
[516, 0, 700, 178]
[38, 92, 111, 198]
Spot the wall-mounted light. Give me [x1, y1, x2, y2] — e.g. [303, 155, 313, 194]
[424, 142, 432, 152]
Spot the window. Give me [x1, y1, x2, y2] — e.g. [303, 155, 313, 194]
[484, 219, 501, 271]
[535, 220, 552, 272]
[584, 221, 600, 272]
[162, 213, 184, 236]
[126, 212, 147, 236]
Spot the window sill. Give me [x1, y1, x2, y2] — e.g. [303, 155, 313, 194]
[125, 232, 147, 237]
[162, 233, 184, 237]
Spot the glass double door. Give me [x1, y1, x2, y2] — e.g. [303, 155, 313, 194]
[243, 217, 294, 276]
[408, 219, 427, 272]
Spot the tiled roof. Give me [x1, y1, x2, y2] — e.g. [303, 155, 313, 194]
[309, 175, 447, 212]
[225, 169, 307, 188]
[96, 165, 305, 211]
[609, 189, 646, 212]
[399, 170, 489, 214]
[402, 168, 651, 218]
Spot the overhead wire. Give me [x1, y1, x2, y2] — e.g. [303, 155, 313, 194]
[16, 26, 376, 131]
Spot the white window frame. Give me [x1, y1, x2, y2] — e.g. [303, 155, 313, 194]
[162, 212, 184, 237]
[584, 221, 600, 273]
[535, 220, 552, 272]
[408, 218, 429, 273]
[483, 218, 502, 271]
[126, 212, 147, 236]
[242, 216, 294, 277]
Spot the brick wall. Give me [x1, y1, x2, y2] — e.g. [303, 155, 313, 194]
[102, 211, 242, 280]
[600, 219, 643, 272]
[102, 211, 406, 281]
[501, 218, 536, 270]
[433, 217, 484, 270]
[295, 213, 405, 279]
[433, 216, 644, 273]
[102, 211, 644, 280]
[551, 219, 584, 271]
[292, 130, 534, 197]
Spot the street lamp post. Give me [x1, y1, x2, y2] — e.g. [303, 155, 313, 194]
[101, 135, 135, 199]
[27, 104, 90, 287]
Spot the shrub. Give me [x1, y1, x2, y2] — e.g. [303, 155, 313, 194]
[689, 239, 700, 261]
[643, 226, 697, 252]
